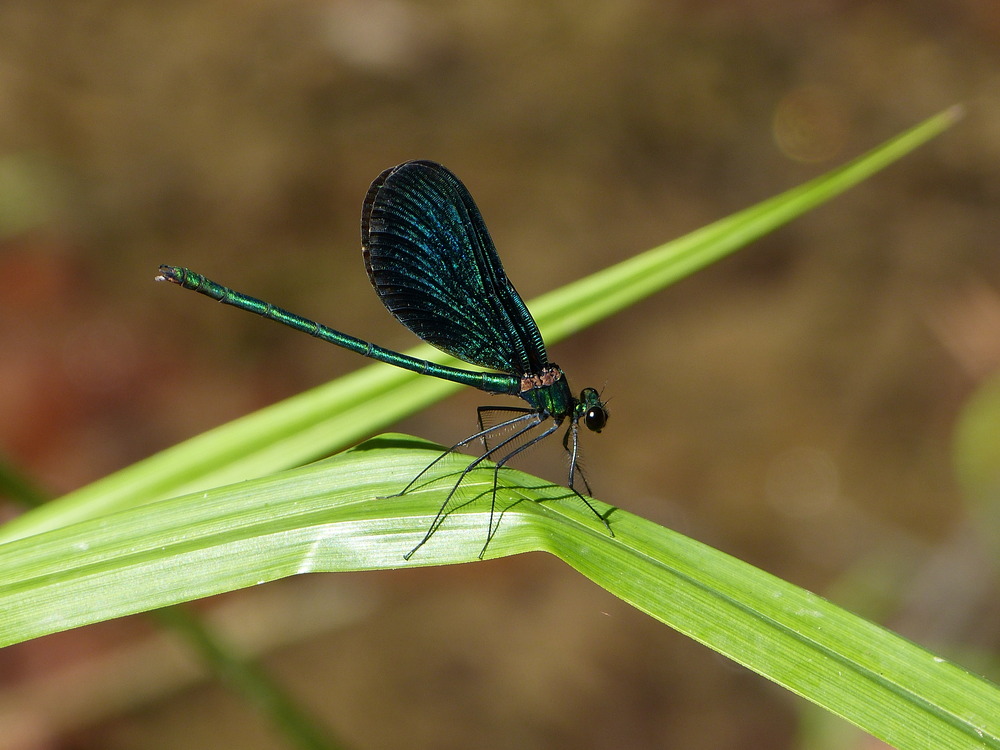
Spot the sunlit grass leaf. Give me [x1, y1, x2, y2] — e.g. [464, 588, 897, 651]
[2, 434, 997, 749]
[3, 108, 991, 750]
[0, 107, 962, 545]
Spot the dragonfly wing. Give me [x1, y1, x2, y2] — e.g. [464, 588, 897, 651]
[362, 160, 548, 375]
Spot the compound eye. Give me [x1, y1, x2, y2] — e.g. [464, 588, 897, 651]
[585, 406, 608, 433]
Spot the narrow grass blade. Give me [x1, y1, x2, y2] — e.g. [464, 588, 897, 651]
[0, 108, 960, 544]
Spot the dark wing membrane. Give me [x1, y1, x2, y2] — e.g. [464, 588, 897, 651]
[362, 160, 548, 375]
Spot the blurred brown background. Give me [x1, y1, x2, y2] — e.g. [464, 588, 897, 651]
[1, 1, 998, 748]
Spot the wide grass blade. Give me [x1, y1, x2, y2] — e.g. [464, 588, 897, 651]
[1, 435, 996, 750]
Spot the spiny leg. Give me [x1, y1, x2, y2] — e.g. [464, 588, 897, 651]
[403, 411, 544, 560]
[562, 418, 613, 536]
[390, 407, 539, 498]
[476, 405, 542, 445]
[476, 416, 613, 555]
[478, 418, 564, 557]
[561, 418, 592, 495]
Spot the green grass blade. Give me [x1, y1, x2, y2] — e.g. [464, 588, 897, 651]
[0, 463, 342, 749]
[1, 435, 996, 749]
[0, 108, 959, 544]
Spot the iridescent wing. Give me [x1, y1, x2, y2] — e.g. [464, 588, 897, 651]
[362, 160, 548, 375]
